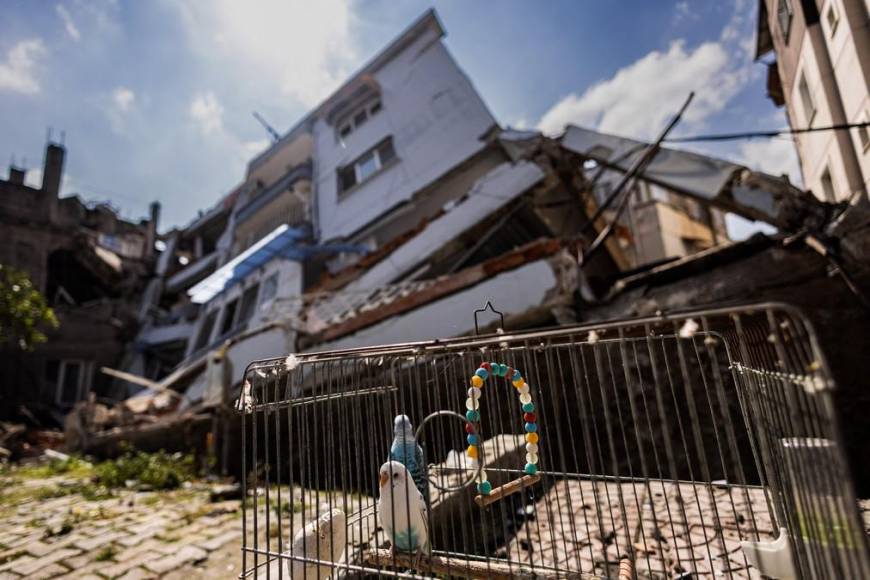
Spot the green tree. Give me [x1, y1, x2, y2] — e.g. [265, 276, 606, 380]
[0, 264, 59, 351]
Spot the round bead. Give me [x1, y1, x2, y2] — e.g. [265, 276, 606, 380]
[525, 422, 537, 433]
[523, 412, 536, 423]
[489, 362, 499, 375]
[467, 434, 478, 445]
[468, 387, 482, 400]
[470, 375, 483, 388]
[466, 410, 480, 422]
[519, 393, 532, 404]
[512, 378, 525, 389]
[525, 432, 539, 444]
[525, 463, 538, 475]
[480, 362, 491, 372]
[467, 445, 478, 458]
[512, 370, 522, 381]
[499, 364, 509, 376]
[518, 385, 530, 395]
[477, 480, 492, 495]
[526, 443, 538, 453]
[526, 452, 539, 464]
[465, 422, 475, 434]
[505, 367, 514, 379]
[465, 397, 479, 411]
[475, 368, 488, 380]
[522, 402, 535, 413]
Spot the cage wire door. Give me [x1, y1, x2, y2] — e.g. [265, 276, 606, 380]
[236, 303, 870, 579]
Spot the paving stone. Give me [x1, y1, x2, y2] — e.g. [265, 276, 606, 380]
[144, 545, 208, 575]
[116, 567, 157, 580]
[75, 530, 127, 551]
[0, 553, 32, 573]
[15, 548, 80, 577]
[198, 530, 240, 552]
[100, 550, 163, 578]
[27, 563, 69, 579]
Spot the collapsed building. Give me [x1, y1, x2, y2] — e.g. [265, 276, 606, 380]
[69, 10, 869, 492]
[0, 139, 159, 426]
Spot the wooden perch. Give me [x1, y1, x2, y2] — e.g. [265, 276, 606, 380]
[474, 474, 541, 507]
[618, 557, 634, 580]
[363, 549, 595, 579]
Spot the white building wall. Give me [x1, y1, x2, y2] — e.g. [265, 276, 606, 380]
[313, 31, 496, 242]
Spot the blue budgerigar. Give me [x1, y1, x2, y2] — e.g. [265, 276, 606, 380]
[389, 414, 429, 504]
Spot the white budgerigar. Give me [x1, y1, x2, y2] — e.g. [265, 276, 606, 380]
[283, 507, 346, 579]
[377, 460, 429, 564]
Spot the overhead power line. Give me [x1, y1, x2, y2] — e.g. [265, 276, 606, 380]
[663, 121, 870, 143]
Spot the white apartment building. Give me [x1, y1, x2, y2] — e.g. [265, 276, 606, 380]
[756, 0, 870, 201]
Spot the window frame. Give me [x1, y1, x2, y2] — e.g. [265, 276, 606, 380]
[826, 2, 839, 36]
[259, 272, 279, 307]
[777, 0, 793, 43]
[54, 359, 88, 406]
[798, 71, 816, 126]
[820, 166, 836, 202]
[337, 137, 398, 197]
[336, 99, 383, 142]
[858, 113, 870, 153]
[194, 309, 219, 351]
[237, 283, 260, 327]
[219, 297, 240, 337]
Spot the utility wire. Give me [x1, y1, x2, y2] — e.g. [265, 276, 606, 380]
[663, 121, 870, 143]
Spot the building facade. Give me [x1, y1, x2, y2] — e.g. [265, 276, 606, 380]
[756, 0, 870, 201]
[128, 9, 738, 407]
[0, 140, 158, 423]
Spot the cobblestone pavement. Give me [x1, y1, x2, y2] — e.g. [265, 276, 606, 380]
[0, 474, 245, 579]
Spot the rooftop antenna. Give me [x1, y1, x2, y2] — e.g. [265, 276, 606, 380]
[252, 111, 281, 143]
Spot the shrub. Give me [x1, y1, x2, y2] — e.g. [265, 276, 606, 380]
[93, 449, 195, 490]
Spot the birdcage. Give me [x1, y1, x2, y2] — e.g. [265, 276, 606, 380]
[235, 302, 870, 579]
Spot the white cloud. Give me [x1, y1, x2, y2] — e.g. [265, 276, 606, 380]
[56, 4, 82, 41]
[0, 39, 47, 95]
[737, 138, 803, 185]
[537, 40, 743, 138]
[673, 1, 695, 23]
[190, 92, 224, 135]
[113, 87, 135, 111]
[173, 0, 356, 107]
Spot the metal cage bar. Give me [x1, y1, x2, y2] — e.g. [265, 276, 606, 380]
[236, 302, 870, 579]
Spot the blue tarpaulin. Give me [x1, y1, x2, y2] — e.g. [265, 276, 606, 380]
[188, 224, 365, 304]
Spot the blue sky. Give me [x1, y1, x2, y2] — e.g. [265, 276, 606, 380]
[0, 0, 798, 234]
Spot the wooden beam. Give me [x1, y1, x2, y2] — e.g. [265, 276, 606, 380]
[474, 474, 541, 508]
[100, 367, 163, 391]
[362, 549, 595, 579]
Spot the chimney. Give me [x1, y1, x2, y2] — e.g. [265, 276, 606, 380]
[8, 165, 26, 185]
[42, 142, 65, 197]
[146, 201, 161, 259]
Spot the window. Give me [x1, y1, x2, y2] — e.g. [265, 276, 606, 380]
[337, 137, 397, 194]
[260, 273, 278, 305]
[826, 2, 839, 36]
[858, 114, 870, 152]
[777, 0, 793, 42]
[49, 360, 89, 405]
[194, 310, 218, 350]
[798, 72, 816, 125]
[336, 99, 383, 141]
[820, 167, 836, 201]
[219, 298, 239, 336]
[237, 283, 260, 326]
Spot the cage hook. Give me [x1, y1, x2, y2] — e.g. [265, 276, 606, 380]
[473, 301, 505, 335]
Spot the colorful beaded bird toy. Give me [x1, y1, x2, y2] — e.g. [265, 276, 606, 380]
[465, 362, 539, 495]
